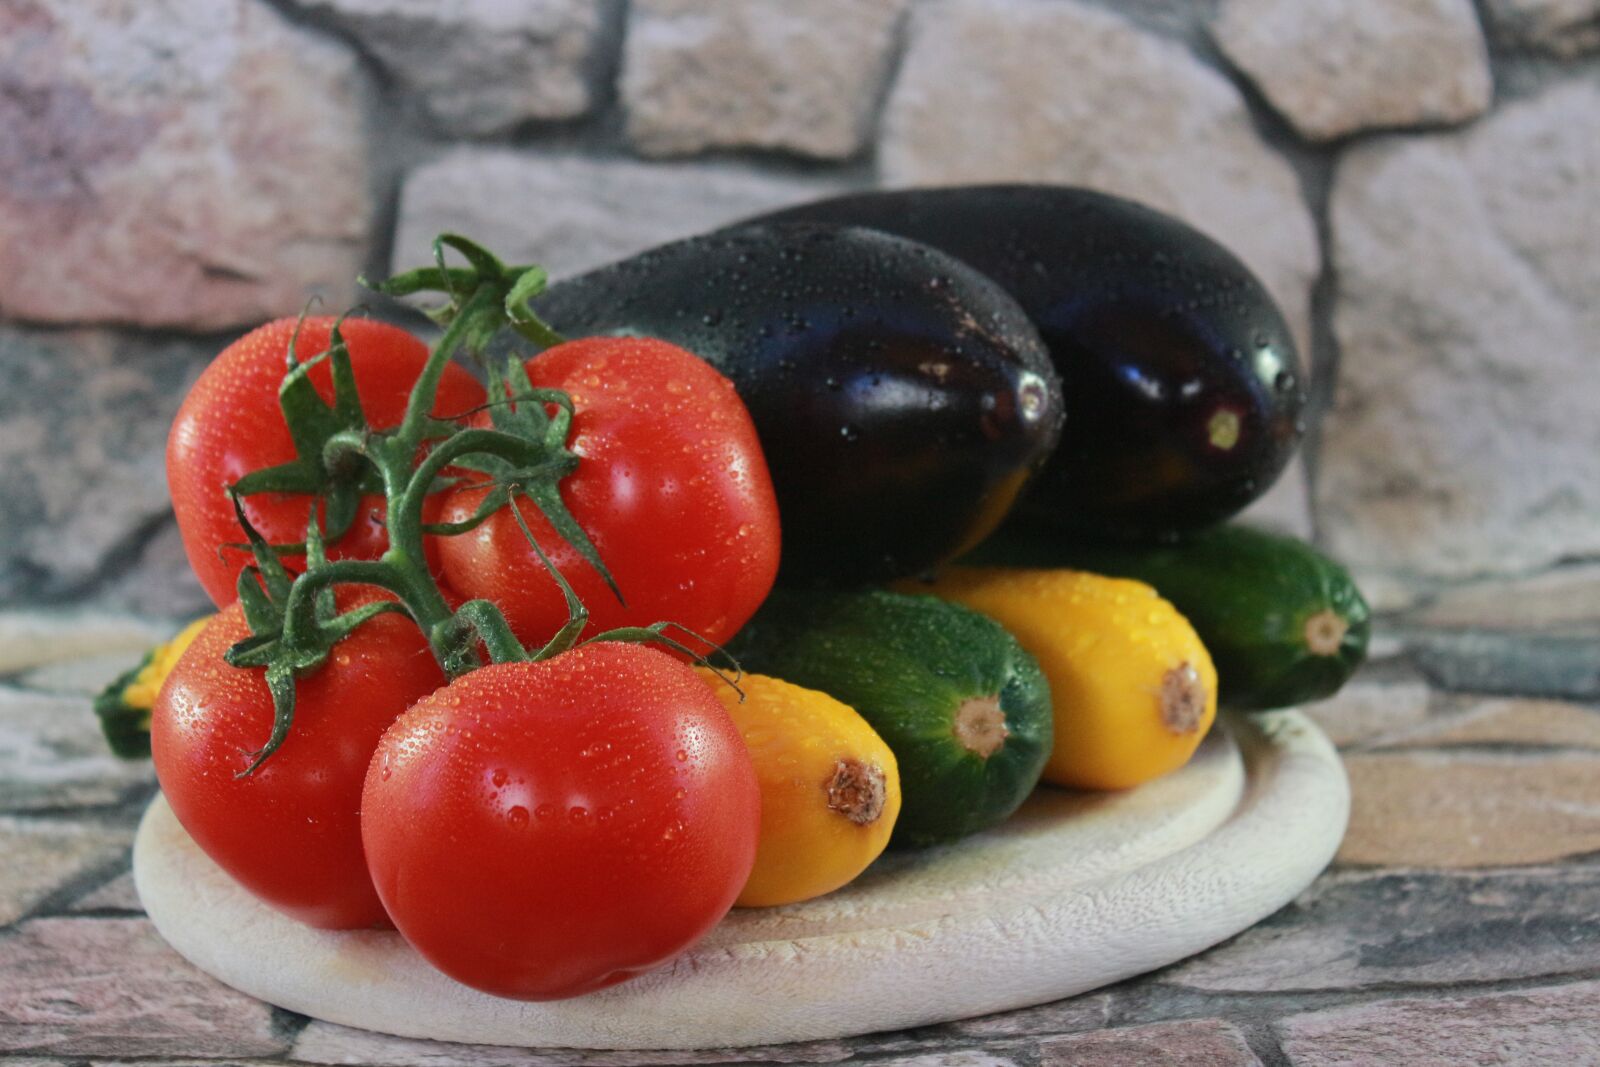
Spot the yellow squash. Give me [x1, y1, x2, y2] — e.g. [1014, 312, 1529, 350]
[120, 616, 212, 711]
[699, 670, 901, 907]
[902, 568, 1217, 791]
[94, 614, 214, 759]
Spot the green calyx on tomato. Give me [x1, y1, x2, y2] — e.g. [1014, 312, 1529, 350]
[222, 312, 388, 552]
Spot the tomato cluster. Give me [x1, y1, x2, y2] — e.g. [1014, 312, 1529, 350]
[150, 276, 781, 1001]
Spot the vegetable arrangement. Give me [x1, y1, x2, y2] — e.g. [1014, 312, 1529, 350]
[100, 185, 1368, 1005]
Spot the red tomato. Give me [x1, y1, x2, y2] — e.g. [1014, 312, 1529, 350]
[150, 594, 446, 929]
[361, 645, 760, 1000]
[168, 317, 487, 607]
[435, 337, 780, 651]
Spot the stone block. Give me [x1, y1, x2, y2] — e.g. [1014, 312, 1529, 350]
[622, 0, 909, 159]
[1213, 0, 1492, 140]
[1321, 81, 1600, 578]
[880, 0, 1319, 355]
[0, 0, 371, 329]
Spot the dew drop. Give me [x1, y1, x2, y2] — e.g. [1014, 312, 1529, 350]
[507, 806, 529, 827]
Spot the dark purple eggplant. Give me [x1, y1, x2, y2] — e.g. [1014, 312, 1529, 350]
[749, 186, 1306, 541]
[532, 223, 1063, 585]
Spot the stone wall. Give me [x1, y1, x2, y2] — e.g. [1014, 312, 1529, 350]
[2, 0, 1597, 618]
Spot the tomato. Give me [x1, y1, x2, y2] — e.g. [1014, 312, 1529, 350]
[361, 644, 760, 1000]
[150, 593, 446, 929]
[168, 317, 487, 607]
[434, 337, 780, 651]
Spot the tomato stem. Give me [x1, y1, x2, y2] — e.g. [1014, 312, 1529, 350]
[342, 237, 590, 677]
[448, 599, 529, 668]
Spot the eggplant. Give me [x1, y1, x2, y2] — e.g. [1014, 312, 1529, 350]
[533, 223, 1063, 585]
[749, 186, 1306, 541]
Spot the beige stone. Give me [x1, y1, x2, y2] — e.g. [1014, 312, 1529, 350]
[1276, 981, 1600, 1065]
[291, 0, 606, 134]
[880, 0, 1319, 355]
[0, 611, 166, 675]
[393, 150, 841, 282]
[622, 0, 910, 159]
[1340, 750, 1600, 866]
[0, 0, 372, 329]
[1213, 0, 1492, 141]
[1321, 80, 1600, 578]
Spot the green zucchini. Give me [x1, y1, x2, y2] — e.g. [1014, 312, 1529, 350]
[728, 589, 1052, 848]
[964, 524, 1369, 711]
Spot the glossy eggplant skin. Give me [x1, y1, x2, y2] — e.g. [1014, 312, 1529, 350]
[751, 186, 1306, 541]
[533, 223, 1063, 585]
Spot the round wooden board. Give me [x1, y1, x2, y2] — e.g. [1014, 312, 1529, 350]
[134, 710, 1347, 1050]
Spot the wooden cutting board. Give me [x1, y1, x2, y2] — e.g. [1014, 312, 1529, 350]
[134, 710, 1347, 1050]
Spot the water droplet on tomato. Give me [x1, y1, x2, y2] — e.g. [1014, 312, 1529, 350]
[491, 768, 509, 787]
[675, 749, 688, 762]
[507, 806, 529, 827]
[569, 806, 588, 823]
